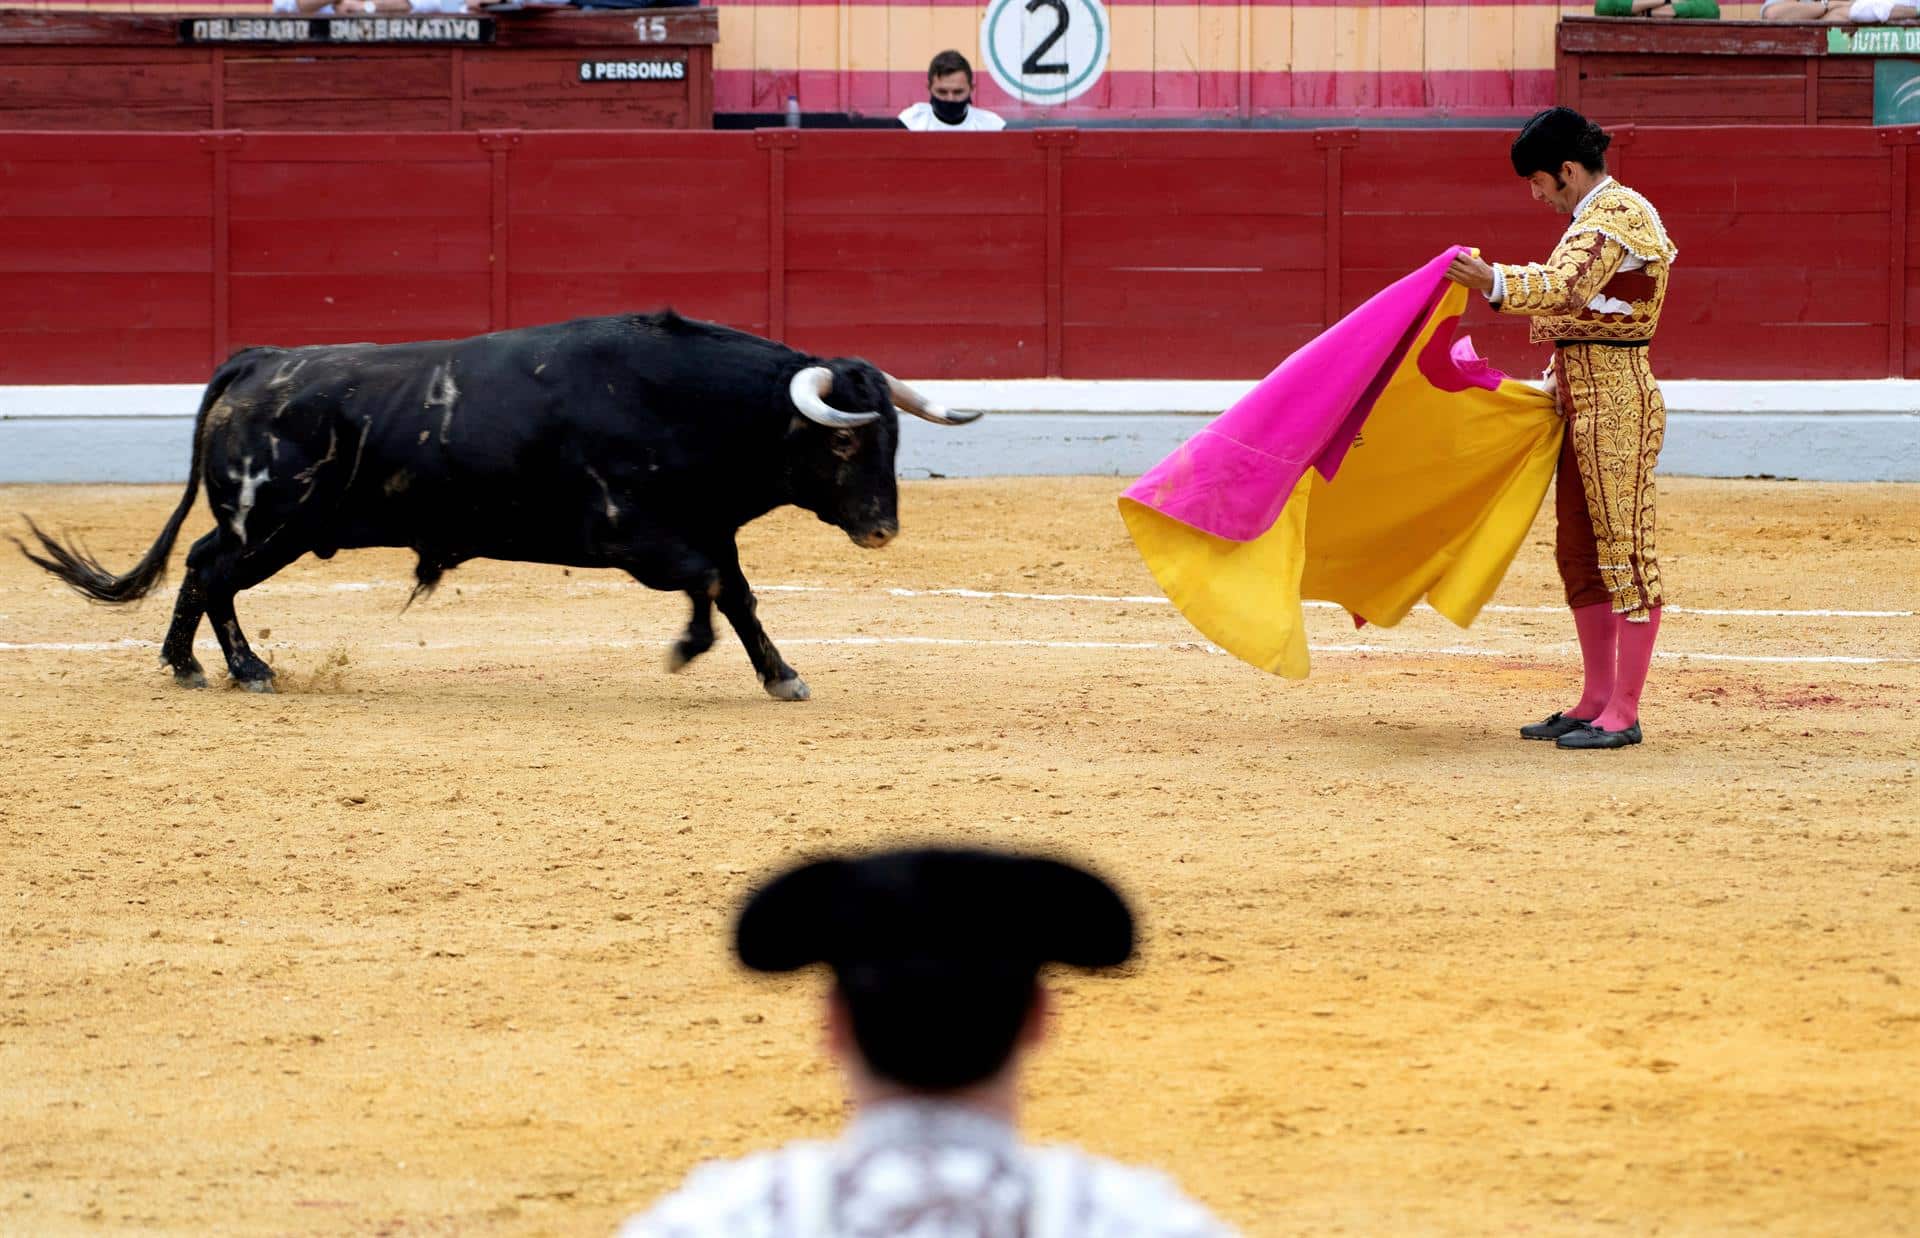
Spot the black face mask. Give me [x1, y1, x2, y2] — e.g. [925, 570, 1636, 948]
[930, 96, 970, 126]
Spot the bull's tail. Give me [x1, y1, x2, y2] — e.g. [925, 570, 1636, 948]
[13, 356, 249, 604]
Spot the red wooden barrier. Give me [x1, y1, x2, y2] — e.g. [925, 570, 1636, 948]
[0, 125, 1915, 385]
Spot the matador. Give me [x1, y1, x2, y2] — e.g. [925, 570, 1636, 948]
[1447, 107, 1678, 750]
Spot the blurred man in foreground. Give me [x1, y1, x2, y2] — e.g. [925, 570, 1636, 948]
[617, 847, 1234, 1236]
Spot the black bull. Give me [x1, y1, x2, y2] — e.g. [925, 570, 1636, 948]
[14, 311, 980, 699]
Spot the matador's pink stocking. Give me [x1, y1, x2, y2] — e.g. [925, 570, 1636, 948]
[1595, 608, 1661, 731]
[1569, 602, 1618, 719]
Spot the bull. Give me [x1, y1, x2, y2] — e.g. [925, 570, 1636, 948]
[13, 311, 979, 700]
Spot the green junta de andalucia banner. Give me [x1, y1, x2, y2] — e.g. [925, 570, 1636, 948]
[1827, 26, 1920, 54]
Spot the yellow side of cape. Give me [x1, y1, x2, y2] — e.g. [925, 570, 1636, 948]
[1119, 285, 1563, 680]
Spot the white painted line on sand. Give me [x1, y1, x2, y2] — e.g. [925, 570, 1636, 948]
[2, 635, 1914, 667]
[241, 578, 1916, 619]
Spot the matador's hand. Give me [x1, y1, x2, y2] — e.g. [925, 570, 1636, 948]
[1445, 252, 1495, 294]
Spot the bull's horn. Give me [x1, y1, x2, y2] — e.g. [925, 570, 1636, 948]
[885, 373, 983, 425]
[790, 366, 880, 428]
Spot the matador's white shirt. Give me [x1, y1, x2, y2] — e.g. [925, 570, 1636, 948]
[1487, 176, 1644, 316]
[616, 1100, 1237, 1238]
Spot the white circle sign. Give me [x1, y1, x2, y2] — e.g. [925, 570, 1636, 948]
[981, 0, 1110, 106]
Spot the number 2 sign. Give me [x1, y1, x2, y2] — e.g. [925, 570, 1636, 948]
[981, 0, 1109, 105]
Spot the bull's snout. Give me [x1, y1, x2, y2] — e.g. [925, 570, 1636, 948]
[852, 521, 899, 549]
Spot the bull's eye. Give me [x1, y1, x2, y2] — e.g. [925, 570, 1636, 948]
[830, 429, 859, 459]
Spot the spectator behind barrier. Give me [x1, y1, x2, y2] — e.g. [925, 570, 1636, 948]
[615, 847, 1237, 1236]
[1593, 0, 1721, 16]
[1843, 0, 1919, 18]
[898, 50, 1007, 132]
[1762, 0, 1915, 17]
[274, 0, 468, 13]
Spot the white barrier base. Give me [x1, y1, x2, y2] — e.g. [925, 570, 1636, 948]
[4, 381, 1917, 483]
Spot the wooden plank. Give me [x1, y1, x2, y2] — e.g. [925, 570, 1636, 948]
[1629, 124, 1888, 158]
[1072, 131, 1322, 163]
[229, 216, 489, 275]
[0, 329, 214, 384]
[463, 97, 688, 129]
[1064, 268, 1321, 326]
[0, 47, 212, 64]
[0, 216, 211, 274]
[789, 156, 1045, 216]
[1574, 52, 1808, 78]
[1064, 323, 1322, 380]
[229, 160, 491, 218]
[1817, 75, 1875, 123]
[1342, 212, 1560, 270]
[510, 212, 768, 274]
[223, 53, 451, 101]
[1063, 213, 1324, 271]
[506, 270, 768, 328]
[0, 106, 215, 129]
[1636, 156, 1892, 212]
[229, 132, 482, 163]
[0, 12, 184, 46]
[1063, 157, 1324, 216]
[1659, 324, 1888, 379]
[780, 324, 1040, 380]
[0, 273, 211, 330]
[1579, 75, 1809, 124]
[507, 157, 765, 215]
[0, 62, 210, 109]
[0, 159, 212, 217]
[1890, 142, 1908, 377]
[1654, 212, 1891, 270]
[788, 269, 1044, 326]
[228, 272, 489, 338]
[223, 97, 450, 129]
[1558, 17, 1825, 57]
[786, 215, 1043, 272]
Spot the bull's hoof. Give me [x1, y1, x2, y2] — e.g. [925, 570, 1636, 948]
[764, 675, 810, 702]
[236, 677, 277, 694]
[163, 654, 208, 688]
[666, 641, 707, 673]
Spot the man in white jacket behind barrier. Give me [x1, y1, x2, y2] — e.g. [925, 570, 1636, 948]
[616, 847, 1235, 1237]
[898, 50, 1008, 132]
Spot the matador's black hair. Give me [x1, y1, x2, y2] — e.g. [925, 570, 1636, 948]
[1511, 107, 1611, 179]
[735, 847, 1135, 1092]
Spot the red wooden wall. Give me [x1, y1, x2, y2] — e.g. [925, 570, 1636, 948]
[1, 125, 1915, 385]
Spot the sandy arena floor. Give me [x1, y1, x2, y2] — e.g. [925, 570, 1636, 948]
[1, 476, 1916, 1236]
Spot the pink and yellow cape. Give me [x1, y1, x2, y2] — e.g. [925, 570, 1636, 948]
[1119, 247, 1564, 679]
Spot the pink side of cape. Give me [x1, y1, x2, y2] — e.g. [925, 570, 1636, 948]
[1123, 245, 1494, 544]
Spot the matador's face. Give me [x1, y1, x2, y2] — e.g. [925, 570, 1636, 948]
[1527, 164, 1589, 215]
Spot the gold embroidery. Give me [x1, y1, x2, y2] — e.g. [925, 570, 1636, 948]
[1558, 343, 1667, 620]
[1495, 182, 1674, 347]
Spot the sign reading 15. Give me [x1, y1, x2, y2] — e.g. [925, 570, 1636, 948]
[981, 0, 1110, 105]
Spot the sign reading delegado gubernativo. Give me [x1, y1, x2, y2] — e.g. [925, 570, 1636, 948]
[178, 16, 492, 43]
[1827, 26, 1920, 55]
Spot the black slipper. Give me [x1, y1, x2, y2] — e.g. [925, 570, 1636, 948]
[1521, 711, 1592, 741]
[1556, 721, 1643, 750]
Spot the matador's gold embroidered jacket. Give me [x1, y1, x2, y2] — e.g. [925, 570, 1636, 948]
[1493, 181, 1677, 345]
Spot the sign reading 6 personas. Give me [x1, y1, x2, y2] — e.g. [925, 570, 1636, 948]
[981, 0, 1109, 105]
